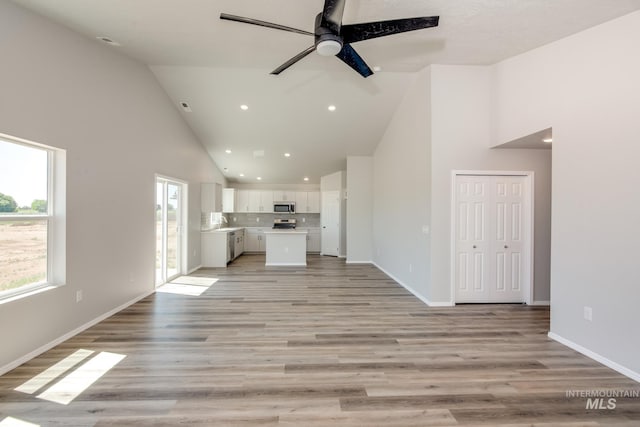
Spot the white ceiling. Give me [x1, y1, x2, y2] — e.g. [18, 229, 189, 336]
[12, 0, 640, 183]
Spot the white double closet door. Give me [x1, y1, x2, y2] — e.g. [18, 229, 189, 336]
[454, 174, 531, 303]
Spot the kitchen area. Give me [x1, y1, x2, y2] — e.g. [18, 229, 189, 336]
[200, 186, 321, 267]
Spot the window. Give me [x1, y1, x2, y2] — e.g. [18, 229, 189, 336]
[0, 133, 65, 301]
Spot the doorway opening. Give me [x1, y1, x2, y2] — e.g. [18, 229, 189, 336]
[155, 176, 187, 286]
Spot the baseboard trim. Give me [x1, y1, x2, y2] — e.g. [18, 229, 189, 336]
[532, 300, 550, 306]
[345, 260, 372, 264]
[548, 332, 640, 383]
[372, 262, 454, 307]
[187, 265, 202, 274]
[0, 288, 156, 376]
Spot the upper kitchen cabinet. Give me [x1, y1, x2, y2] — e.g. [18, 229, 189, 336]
[295, 191, 321, 213]
[222, 188, 236, 213]
[273, 190, 296, 202]
[201, 182, 222, 212]
[249, 190, 273, 213]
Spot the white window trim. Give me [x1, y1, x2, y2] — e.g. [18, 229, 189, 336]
[0, 133, 66, 303]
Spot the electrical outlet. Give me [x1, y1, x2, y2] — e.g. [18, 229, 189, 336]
[422, 225, 430, 234]
[584, 306, 593, 321]
[256, 217, 260, 222]
[302, 217, 306, 223]
[76, 290, 83, 303]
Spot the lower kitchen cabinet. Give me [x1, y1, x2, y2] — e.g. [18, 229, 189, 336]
[201, 231, 229, 267]
[305, 228, 321, 252]
[245, 228, 268, 252]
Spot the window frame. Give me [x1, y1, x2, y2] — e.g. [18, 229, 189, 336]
[0, 133, 66, 303]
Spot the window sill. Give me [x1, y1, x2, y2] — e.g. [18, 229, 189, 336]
[0, 284, 59, 305]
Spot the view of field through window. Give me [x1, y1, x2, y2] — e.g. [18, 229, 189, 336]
[0, 139, 49, 294]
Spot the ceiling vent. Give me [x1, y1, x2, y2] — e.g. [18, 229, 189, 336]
[179, 102, 192, 113]
[96, 36, 121, 46]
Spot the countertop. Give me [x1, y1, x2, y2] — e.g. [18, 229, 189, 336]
[264, 229, 308, 234]
[201, 227, 244, 233]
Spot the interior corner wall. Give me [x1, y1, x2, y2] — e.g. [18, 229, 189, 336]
[346, 156, 373, 263]
[0, 2, 224, 371]
[429, 65, 552, 304]
[372, 67, 432, 300]
[493, 11, 640, 376]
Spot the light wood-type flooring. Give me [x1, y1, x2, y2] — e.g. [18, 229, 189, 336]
[1, 254, 639, 426]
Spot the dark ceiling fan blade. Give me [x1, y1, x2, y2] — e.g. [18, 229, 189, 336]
[335, 44, 373, 78]
[341, 16, 439, 43]
[321, 0, 346, 34]
[271, 45, 317, 75]
[220, 13, 314, 37]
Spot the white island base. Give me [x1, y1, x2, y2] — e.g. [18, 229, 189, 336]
[264, 230, 307, 266]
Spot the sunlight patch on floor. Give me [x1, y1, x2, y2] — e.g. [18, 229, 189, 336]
[156, 276, 218, 296]
[15, 349, 94, 394]
[37, 351, 126, 405]
[0, 416, 40, 427]
[14, 349, 126, 406]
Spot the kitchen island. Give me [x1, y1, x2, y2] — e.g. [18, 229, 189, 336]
[264, 230, 308, 266]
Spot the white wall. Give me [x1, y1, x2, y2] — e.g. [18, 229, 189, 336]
[493, 11, 640, 376]
[430, 65, 552, 304]
[346, 156, 373, 263]
[372, 68, 432, 300]
[0, 2, 224, 371]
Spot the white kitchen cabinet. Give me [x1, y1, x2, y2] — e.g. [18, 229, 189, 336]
[305, 228, 321, 252]
[201, 183, 223, 212]
[248, 190, 273, 213]
[307, 191, 320, 213]
[273, 190, 296, 202]
[236, 189, 250, 213]
[245, 228, 268, 252]
[295, 191, 321, 213]
[201, 231, 229, 267]
[235, 229, 245, 256]
[222, 188, 236, 213]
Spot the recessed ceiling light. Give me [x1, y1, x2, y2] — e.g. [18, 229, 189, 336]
[240, 104, 249, 110]
[239, 173, 245, 177]
[543, 138, 553, 143]
[256, 177, 262, 181]
[96, 36, 121, 46]
[303, 177, 309, 182]
[284, 153, 291, 158]
[225, 149, 232, 154]
[373, 66, 382, 72]
[328, 105, 336, 112]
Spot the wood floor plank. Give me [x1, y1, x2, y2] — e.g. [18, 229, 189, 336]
[1, 254, 639, 426]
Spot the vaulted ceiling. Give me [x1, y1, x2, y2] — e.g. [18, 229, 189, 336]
[13, 0, 640, 183]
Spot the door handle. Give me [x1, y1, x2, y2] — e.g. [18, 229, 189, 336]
[472, 245, 477, 249]
[504, 245, 509, 249]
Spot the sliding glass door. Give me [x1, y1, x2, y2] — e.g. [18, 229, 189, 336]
[156, 176, 186, 286]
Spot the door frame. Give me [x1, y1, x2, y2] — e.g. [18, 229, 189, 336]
[155, 174, 188, 286]
[321, 190, 340, 256]
[450, 170, 535, 305]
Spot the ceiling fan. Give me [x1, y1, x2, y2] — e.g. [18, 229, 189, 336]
[220, 0, 439, 78]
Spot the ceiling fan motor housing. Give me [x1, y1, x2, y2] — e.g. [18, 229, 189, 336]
[314, 12, 343, 56]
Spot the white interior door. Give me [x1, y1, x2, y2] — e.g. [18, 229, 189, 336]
[321, 191, 340, 256]
[454, 175, 530, 303]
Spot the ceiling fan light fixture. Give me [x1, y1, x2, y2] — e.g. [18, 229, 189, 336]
[316, 39, 342, 56]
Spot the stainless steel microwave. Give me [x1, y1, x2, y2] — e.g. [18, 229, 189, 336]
[273, 202, 295, 214]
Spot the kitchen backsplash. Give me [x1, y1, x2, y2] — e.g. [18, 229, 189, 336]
[228, 213, 320, 228]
